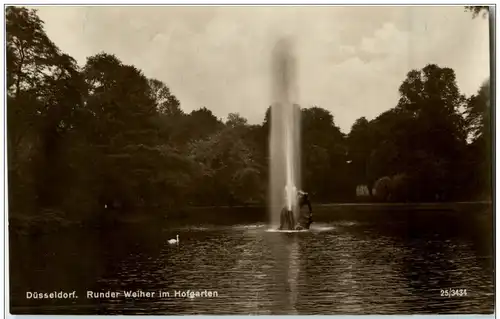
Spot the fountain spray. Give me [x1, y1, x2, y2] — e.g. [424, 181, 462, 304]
[269, 38, 301, 227]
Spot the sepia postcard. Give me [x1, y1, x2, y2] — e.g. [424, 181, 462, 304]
[5, 4, 494, 315]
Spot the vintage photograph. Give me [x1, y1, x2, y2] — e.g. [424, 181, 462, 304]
[7, 4, 494, 315]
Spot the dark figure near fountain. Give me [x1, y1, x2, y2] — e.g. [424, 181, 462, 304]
[279, 190, 313, 230]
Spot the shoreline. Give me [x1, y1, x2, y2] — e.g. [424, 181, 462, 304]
[186, 201, 492, 209]
[8, 201, 492, 236]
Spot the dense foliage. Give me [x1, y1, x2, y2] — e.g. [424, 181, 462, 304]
[7, 7, 492, 223]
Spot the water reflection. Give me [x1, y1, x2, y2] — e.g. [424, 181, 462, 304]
[10, 213, 494, 315]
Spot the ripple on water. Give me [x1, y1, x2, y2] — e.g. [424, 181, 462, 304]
[170, 223, 337, 233]
[171, 224, 270, 232]
[265, 229, 308, 233]
[265, 224, 336, 233]
[175, 226, 210, 231]
[232, 224, 267, 230]
[11, 216, 492, 315]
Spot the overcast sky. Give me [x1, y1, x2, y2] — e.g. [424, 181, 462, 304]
[33, 5, 490, 132]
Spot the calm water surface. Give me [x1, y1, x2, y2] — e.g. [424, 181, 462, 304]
[10, 207, 494, 314]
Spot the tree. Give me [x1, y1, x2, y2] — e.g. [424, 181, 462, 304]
[465, 6, 490, 19]
[169, 107, 223, 146]
[366, 139, 399, 184]
[6, 6, 86, 215]
[188, 125, 263, 205]
[149, 78, 182, 117]
[359, 64, 470, 201]
[463, 80, 492, 199]
[347, 117, 372, 184]
[301, 107, 348, 201]
[226, 113, 248, 128]
[8, 4, 493, 230]
[397, 65, 467, 153]
[148, 79, 184, 145]
[6, 7, 59, 98]
[80, 53, 167, 212]
[466, 79, 491, 141]
[372, 176, 392, 202]
[7, 6, 68, 164]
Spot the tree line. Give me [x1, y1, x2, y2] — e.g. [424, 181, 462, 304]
[7, 6, 492, 223]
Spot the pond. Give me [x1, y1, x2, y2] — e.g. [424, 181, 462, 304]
[9, 205, 494, 315]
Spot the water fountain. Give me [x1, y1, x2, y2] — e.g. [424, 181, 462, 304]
[269, 38, 301, 229]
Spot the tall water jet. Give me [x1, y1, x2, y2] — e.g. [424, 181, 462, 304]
[269, 38, 301, 228]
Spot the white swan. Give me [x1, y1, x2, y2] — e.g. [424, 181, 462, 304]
[168, 235, 179, 244]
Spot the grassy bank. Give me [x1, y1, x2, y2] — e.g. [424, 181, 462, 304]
[8, 201, 492, 236]
[185, 201, 493, 213]
[314, 201, 492, 210]
[8, 208, 171, 236]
